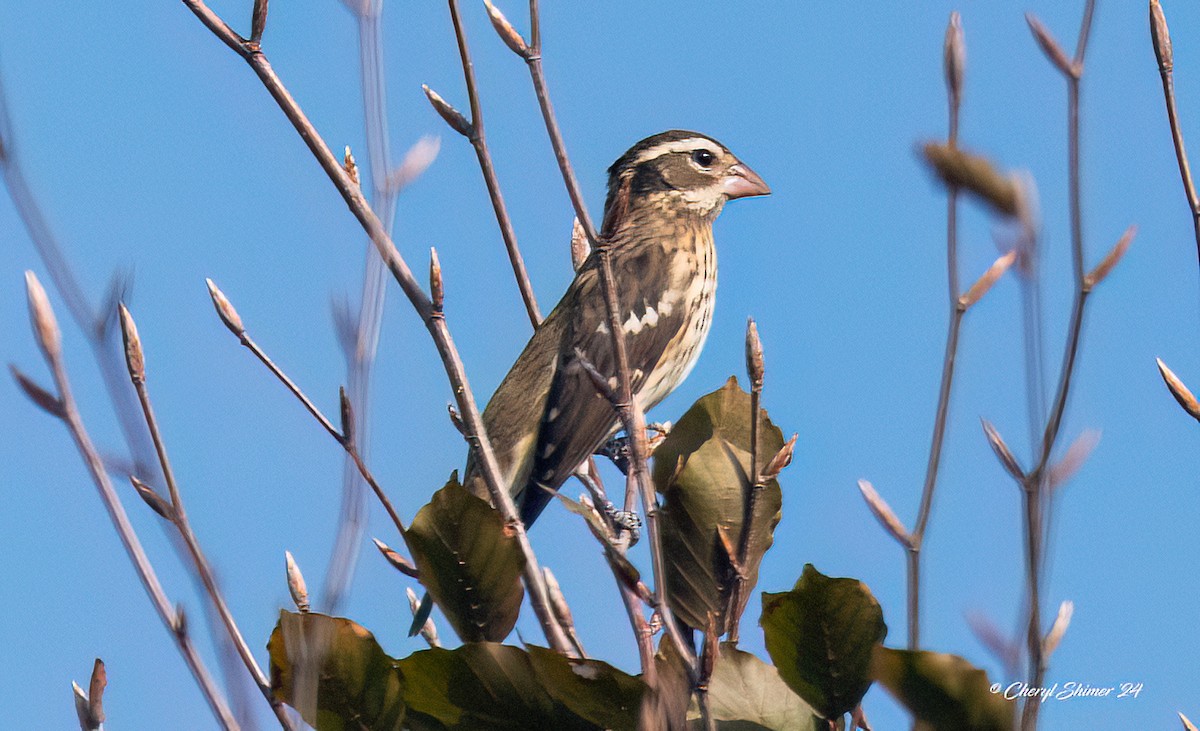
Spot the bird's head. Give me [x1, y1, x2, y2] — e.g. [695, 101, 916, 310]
[602, 130, 770, 233]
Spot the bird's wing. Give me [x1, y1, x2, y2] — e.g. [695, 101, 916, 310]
[467, 296, 570, 504]
[518, 249, 686, 525]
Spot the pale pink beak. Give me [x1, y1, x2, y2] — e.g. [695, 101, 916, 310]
[722, 162, 771, 199]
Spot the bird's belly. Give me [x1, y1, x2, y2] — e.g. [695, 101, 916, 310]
[637, 271, 716, 413]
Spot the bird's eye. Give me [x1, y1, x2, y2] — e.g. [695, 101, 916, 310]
[691, 149, 715, 168]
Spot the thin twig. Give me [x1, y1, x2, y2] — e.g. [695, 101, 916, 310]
[906, 13, 967, 652]
[207, 278, 407, 537]
[1021, 4, 1100, 728]
[3, 58, 256, 728]
[17, 273, 238, 731]
[727, 318, 765, 645]
[116, 305, 296, 731]
[0, 68, 160, 488]
[1150, 0, 1200, 269]
[505, 0, 699, 676]
[446, 0, 541, 328]
[179, 0, 571, 656]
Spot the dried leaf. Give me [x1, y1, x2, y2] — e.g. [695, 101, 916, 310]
[1049, 430, 1101, 488]
[384, 135, 441, 193]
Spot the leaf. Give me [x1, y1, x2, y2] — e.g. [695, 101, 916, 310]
[870, 647, 1014, 731]
[403, 475, 525, 642]
[689, 645, 824, 730]
[400, 642, 642, 730]
[652, 377, 785, 632]
[642, 639, 693, 731]
[759, 565, 886, 720]
[267, 611, 405, 731]
[527, 645, 644, 730]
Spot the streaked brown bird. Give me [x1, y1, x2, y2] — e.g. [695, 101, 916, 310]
[466, 129, 770, 526]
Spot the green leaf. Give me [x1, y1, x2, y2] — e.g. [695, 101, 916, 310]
[688, 644, 824, 730]
[759, 565, 886, 720]
[403, 475, 525, 642]
[870, 647, 1014, 731]
[267, 611, 405, 731]
[400, 642, 642, 730]
[652, 377, 785, 632]
[527, 645, 644, 729]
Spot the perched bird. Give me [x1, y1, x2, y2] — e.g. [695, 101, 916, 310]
[466, 129, 770, 526]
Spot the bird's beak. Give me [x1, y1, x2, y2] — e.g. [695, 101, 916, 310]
[722, 162, 771, 199]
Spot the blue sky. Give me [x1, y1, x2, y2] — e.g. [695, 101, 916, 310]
[2, 1, 1197, 728]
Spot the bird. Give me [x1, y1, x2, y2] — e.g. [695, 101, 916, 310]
[465, 129, 770, 528]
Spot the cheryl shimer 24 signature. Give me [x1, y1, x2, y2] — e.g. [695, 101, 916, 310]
[991, 682, 1144, 701]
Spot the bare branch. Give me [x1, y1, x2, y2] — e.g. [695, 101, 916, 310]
[178, 2, 570, 653]
[443, 0, 542, 328]
[119, 302, 295, 729]
[1149, 0, 1200, 272]
[20, 273, 238, 730]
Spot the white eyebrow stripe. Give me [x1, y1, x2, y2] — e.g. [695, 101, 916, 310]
[631, 138, 720, 165]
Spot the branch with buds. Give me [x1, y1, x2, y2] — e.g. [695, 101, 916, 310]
[423, 0, 541, 329]
[179, 0, 571, 656]
[12, 273, 238, 730]
[1149, 0, 1200, 268]
[207, 278, 408, 536]
[116, 302, 297, 730]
